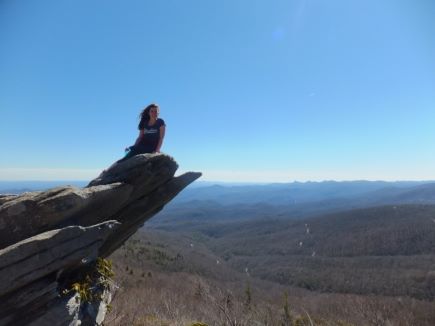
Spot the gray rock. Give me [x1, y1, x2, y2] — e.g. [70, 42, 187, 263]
[0, 221, 119, 297]
[0, 154, 201, 325]
[0, 183, 132, 250]
[0, 194, 18, 206]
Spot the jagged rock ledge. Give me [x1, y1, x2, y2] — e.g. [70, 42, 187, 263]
[0, 154, 201, 326]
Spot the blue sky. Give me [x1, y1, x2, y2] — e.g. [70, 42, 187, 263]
[1, 0, 434, 182]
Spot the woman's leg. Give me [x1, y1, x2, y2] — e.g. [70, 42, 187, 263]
[116, 146, 139, 163]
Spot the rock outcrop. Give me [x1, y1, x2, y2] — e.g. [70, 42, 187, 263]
[0, 154, 201, 325]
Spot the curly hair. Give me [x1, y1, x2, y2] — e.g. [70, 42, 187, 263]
[138, 103, 159, 129]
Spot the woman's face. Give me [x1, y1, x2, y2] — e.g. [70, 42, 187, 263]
[149, 106, 159, 120]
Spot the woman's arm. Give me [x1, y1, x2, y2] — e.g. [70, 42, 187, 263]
[134, 129, 145, 146]
[155, 125, 166, 153]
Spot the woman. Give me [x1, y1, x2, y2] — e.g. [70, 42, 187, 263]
[119, 103, 166, 162]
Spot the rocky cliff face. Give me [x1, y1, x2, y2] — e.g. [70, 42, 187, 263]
[0, 154, 201, 326]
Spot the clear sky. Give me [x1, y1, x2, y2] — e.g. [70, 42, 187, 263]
[1, 0, 434, 182]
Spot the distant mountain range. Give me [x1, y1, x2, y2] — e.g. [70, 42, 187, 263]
[2, 180, 434, 204]
[4, 179, 435, 224]
[173, 180, 435, 205]
[151, 181, 435, 226]
[0, 181, 87, 194]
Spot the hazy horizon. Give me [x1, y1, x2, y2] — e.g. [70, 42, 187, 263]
[1, 178, 434, 188]
[1, 166, 435, 184]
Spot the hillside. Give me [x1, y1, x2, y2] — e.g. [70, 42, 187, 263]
[150, 204, 435, 300]
[107, 225, 435, 325]
[209, 204, 435, 257]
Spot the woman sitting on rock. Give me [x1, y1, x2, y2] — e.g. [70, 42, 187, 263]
[118, 103, 166, 162]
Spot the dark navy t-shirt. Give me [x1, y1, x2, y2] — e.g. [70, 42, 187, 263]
[137, 118, 165, 152]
